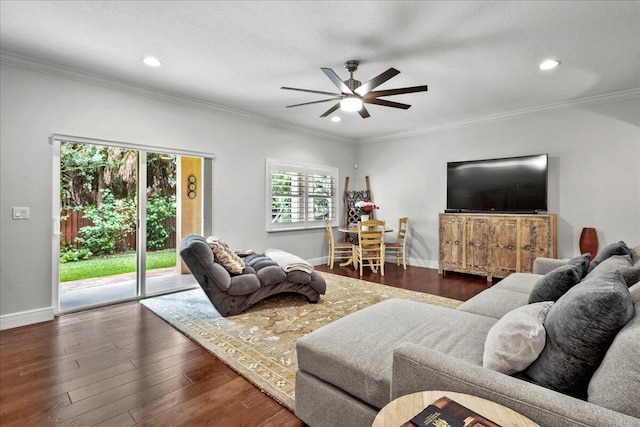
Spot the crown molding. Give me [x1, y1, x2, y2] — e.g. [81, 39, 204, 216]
[360, 88, 640, 143]
[0, 51, 354, 144]
[2, 51, 636, 145]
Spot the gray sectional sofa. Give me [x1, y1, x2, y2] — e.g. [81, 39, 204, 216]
[295, 242, 640, 427]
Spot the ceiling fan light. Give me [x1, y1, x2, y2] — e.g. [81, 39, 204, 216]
[340, 96, 363, 112]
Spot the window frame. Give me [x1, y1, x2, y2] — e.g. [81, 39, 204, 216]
[266, 159, 339, 232]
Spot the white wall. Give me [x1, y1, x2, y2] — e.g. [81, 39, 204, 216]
[2, 60, 639, 327]
[0, 62, 355, 321]
[355, 96, 640, 267]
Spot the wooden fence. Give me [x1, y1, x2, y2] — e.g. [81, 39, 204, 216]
[60, 209, 176, 251]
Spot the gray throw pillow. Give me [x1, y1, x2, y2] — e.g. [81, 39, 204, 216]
[567, 253, 591, 278]
[587, 282, 640, 418]
[584, 254, 640, 286]
[528, 264, 583, 303]
[526, 271, 635, 397]
[588, 240, 631, 273]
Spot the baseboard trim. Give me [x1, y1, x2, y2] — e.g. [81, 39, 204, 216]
[312, 256, 439, 270]
[405, 258, 439, 270]
[0, 306, 55, 330]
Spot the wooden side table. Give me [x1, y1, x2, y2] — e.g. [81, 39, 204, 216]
[373, 391, 539, 427]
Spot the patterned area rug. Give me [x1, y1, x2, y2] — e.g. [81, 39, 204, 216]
[140, 272, 462, 411]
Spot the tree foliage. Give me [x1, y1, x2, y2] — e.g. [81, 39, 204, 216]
[60, 143, 177, 257]
[61, 143, 177, 207]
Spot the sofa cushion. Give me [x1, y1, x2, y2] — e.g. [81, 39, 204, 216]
[458, 288, 530, 319]
[483, 301, 553, 375]
[583, 254, 640, 286]
[256, 265, 287, 285]
[526, 271, 635, 398]
[632, 245, 640, 268]
[206, 237, 245, 274]
[588, 240, 631, 273]
[285, 270, 311, 284]
[528, 264, 583, 303]
[252, 259, 279, 271]
[492, 272, 542, 294]
[227, 274, 261, 296]
[587, 282, 640, 418]
[296, 299, 495, 410]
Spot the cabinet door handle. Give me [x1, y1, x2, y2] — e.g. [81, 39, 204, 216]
[455, 240, 460, 245]
[524, 245, 531, 250]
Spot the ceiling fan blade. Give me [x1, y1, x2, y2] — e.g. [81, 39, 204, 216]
[364, 85, 428, 99]
[358, 105, 371, 119]
[354, 68, 400, 96]
[281, 86, 343, 97]
[320, 103, 341, 117]
[286, 98, 343, 108]
[321, 68, 354, 95]
[364, 98, 411, 110]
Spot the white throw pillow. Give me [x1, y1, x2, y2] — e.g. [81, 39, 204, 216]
[483, 301, 553, 375]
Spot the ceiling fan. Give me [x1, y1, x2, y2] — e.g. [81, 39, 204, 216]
[281, 60, 428, 119]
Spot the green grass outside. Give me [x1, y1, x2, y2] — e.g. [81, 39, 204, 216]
[60, 249, 177, 282]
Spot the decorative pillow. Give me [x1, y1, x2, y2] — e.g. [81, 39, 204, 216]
[587, 282, 640, 418]
[528, 264, 583, 303]
[588, 240, 631, 273]
[206, 236, 245, 274]
[566, 253, 591, 278]
[584, 254, 640, 286]
[483, 301, 553, 374]
[526, 271, 635, 397]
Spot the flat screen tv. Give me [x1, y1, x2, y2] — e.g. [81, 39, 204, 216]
[446, 153, 548, 213]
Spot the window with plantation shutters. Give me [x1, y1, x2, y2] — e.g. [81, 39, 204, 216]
[266, 160, 338, 231]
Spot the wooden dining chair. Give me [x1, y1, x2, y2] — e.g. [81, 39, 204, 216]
[385, 217, 409, 269]
[355, 219, 385, 276]
[325, 220, 354, 269]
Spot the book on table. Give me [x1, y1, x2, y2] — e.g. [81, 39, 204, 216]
[401, 396, 502, 427]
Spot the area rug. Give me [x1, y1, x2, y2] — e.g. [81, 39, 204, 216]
[140, 272, 462, 411]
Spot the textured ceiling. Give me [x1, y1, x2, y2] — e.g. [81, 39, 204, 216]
[1, 1, 639, 141]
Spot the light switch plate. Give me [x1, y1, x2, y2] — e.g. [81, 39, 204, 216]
[12, 207, 30, 220]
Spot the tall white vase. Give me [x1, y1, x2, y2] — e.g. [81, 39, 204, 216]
[361, 214, 369, 230]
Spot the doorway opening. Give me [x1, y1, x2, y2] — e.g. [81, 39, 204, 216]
[52, 136, 213, 313]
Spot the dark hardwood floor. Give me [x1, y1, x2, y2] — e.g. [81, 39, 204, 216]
[0, 264, 489, 426]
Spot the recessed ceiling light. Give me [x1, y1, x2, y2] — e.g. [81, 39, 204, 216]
[331, 116, 341, 122]
[143, 56, 162, 67]
[539, 59, 560, 71]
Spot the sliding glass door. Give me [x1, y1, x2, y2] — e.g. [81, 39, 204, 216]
[53, 137, 212, 313]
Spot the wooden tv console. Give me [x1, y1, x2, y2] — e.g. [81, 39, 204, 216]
[439, 213, 557, 282]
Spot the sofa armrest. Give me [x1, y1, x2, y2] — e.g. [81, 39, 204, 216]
[532, 257, 569, 275]
[391, 343, 638, 427]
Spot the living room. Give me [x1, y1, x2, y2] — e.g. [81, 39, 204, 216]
[1, 1, 639, 426]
